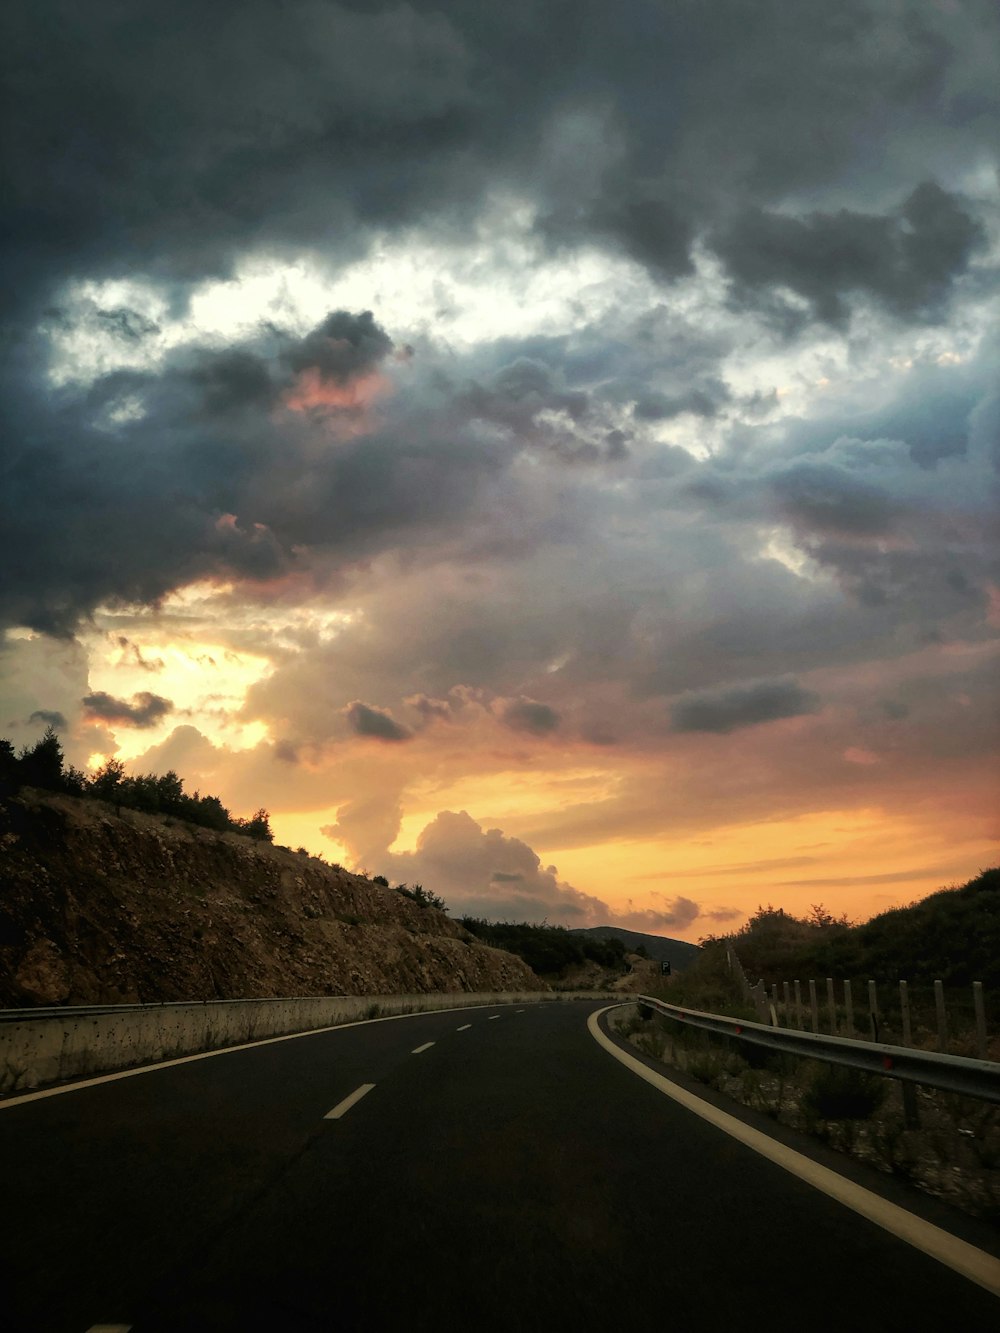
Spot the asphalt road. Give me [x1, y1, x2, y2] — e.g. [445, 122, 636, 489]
[2, 999, 998, 1331]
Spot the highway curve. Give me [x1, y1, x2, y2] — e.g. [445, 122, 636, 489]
[1, 999, 998, 1331]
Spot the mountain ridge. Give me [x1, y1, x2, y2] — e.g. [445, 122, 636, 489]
[570, 925, 700, 970]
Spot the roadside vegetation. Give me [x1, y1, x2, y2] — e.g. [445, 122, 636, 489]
[459, 918, 628, 979]
[704, 871, 1000, 991]
[0, 727, 273, 842]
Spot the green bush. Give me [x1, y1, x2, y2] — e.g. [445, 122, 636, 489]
[802, 1064, 886, 1121]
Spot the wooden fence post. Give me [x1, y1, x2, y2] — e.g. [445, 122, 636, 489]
[868, 980, 879, 1042]
[898, 980, 920, 1128]
[755, 979, 768, 1023]
[899, 980, 912, 1046]
[973, 982, 988, 1061]
[844, 979, 854, 1035]
[783, 981, 791, 1028]
[934, 979, 947, 1052]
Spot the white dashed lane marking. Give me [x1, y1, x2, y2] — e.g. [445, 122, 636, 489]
[488, 1015, 500, 1021]
[457, 1024, 472, 1031]
[411, 1042, 435, 1054]
[324, 1083, 376, 1120]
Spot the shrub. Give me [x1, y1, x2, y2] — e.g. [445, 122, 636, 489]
[396, 882, 448, 911]
[802, 1064, 886, 1121]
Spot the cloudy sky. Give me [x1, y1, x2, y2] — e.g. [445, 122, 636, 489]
[2, 1, 998, 937]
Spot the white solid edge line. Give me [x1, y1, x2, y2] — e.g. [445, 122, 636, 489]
[324, 1083, 375, 1120]
[457, 1024, 472, 1031]
[411, 1041, 435, 1054]
[588, 1006, 1000, 1300]
[0, 1001, 530, 1111]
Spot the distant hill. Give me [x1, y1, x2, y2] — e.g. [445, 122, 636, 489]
[570, 926, 700, 971]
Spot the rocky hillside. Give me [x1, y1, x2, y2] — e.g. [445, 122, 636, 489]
[0, 790, 543, 1005]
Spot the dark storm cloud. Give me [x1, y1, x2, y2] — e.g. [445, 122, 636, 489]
[498, 697, 561, 735]
[543, 197, 696, 280]
[633, 382, 730, 422]
[770, 461, 895, 537]
[5, 2, 996, 320]
[343, 701, 411, 742]
[1, 1, 998, 644]
[0, 309, 444, 634]
[712, 183, 984, 326]
[671, 677, 820, 734]
[27, 709, 68, 729]
[459, 358, 591, 454]
[285, 311, 394, 382]
[82, 690, 174, 728]
[2, 1, 478, 309]
[187, 350, 276, 416]
[98, 308, 161, 342]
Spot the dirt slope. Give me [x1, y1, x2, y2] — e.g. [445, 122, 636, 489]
[0, 790, 543, 1005]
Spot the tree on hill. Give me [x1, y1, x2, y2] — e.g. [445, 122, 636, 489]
[1, 732, 273, 844]
[14, 726, 86, 795]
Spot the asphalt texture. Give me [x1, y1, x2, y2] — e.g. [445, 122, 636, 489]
[2, 999, 998, 1331]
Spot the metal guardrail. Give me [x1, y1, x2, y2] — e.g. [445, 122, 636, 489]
[0, 996, 355, 1023]
[636, 994, 1000, 1105]
[0, 990, 619, 1026]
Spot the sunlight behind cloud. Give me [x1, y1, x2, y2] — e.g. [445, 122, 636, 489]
[79, 603, 277, 761]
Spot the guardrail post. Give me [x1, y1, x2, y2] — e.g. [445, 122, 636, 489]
[844, 979, 854, 1035]
[808, 979, 819, 1033]
[794, 980, 803, 1030]
[974, 982, 988, 1060]
[868, 980, 879, 1042]
[782, 981, 791, 1028]
[934, 980, 948, 1052]
[899, 981, 912, 1046]
[826, 977, 837, 1034]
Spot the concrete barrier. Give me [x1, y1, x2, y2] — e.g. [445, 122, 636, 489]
[0, 991, 618, 1094]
